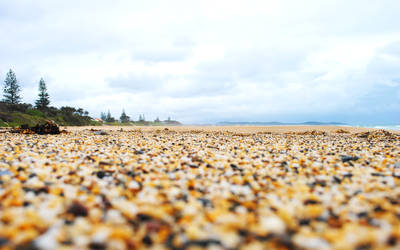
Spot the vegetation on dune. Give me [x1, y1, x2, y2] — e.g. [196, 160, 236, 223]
[0, 69, 97, 127]
[1, 69, 181, 127]
[0, 102, 99, 127]
[0, 109, 46, 127]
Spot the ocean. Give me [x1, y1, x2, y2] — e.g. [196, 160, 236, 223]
[356, 125, 400, 131]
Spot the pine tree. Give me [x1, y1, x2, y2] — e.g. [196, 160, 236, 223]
[100, 112, 106, 120]
[35, 78, 50, 110]
[120, 109, 130, 123]
[105, 110, 115, 122]
[3, 69, 21, 104]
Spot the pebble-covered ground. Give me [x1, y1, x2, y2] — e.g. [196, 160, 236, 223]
[0, 127, 399, 250]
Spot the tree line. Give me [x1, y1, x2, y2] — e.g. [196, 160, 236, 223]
[1, 69, 93, 126]
[1, 69, 181, 126]
[100, 109, 174, 125]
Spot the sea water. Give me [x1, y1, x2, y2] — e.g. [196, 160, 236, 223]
[372, 125, 400, 131]
[354, 125, 400, 131]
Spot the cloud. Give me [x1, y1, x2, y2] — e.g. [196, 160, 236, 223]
[367, 41, 400, 86]
[107, 73, 165, 91]
[0, 0, 400, 124]
[132, 46, 192, 63]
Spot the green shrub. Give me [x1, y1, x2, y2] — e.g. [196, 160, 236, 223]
[90, 120, 103, 126]
[0, 119, 8, 127]
[0, 111, 47, 127]
[26, 109, 44, 117]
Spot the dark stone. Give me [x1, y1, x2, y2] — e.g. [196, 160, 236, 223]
[94, 131, 108, 135]
[179, 194, 188, 202]
[15, 241, 39, 250]
[134, 150, 145, 155]
[255, 233, 274, 241]
[88, 242, 106, 250]
[343, 173, 353, 178]
[23, 186, 49, 195]
[137, 213, 153, 222]
[0, 237, 8, 246]
[64, 219, 74, 225]
[197, 198, 212, 207]
[183, 239, 222, 248]
[189, 164, 199, 168]
[164, 233, 176, 249]
[304, 199, 320, 205]
[238, 229, 249, 237]
[315, 216, 327, 222]
[98, 161, 112, 166]
[357, 212, 368, 218]
[126, 171, 136, 177]
[99, 195, 112, 210]
[299, 218, 311, 225]
[142, 236, 153, 246]
[373, 205, 385, 213]
[333, 176, 342, 184]
[315, 180, 327, 187]
[35, 186, 49, 195]
[28, 173, 37, 178]
[341, 155, 360, 163]
[387, 236, 397, 246]
[61, 239, 73, 245]
[67, 202, 88, 217]
[228, 200, 241, 212]
[355, 243, 372, 250]
[96, 171, 106, 179]
[276, 233, 295, 249]
[230, 164, 242, 171]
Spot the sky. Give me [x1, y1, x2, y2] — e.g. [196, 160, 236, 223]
[0, 0, 399, 125]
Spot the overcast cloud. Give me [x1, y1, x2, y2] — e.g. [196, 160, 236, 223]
[0, 0, 399, 124]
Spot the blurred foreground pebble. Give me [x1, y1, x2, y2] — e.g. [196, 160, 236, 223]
[0, 128, 399, 249]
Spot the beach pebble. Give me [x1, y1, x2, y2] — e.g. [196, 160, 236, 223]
[0, 127, 399, 249]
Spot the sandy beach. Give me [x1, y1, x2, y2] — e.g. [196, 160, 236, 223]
[64, 125, 391, 134]
[0, 126, 399, 249]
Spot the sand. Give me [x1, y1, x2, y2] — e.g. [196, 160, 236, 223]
[64, 125, 387, 134]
